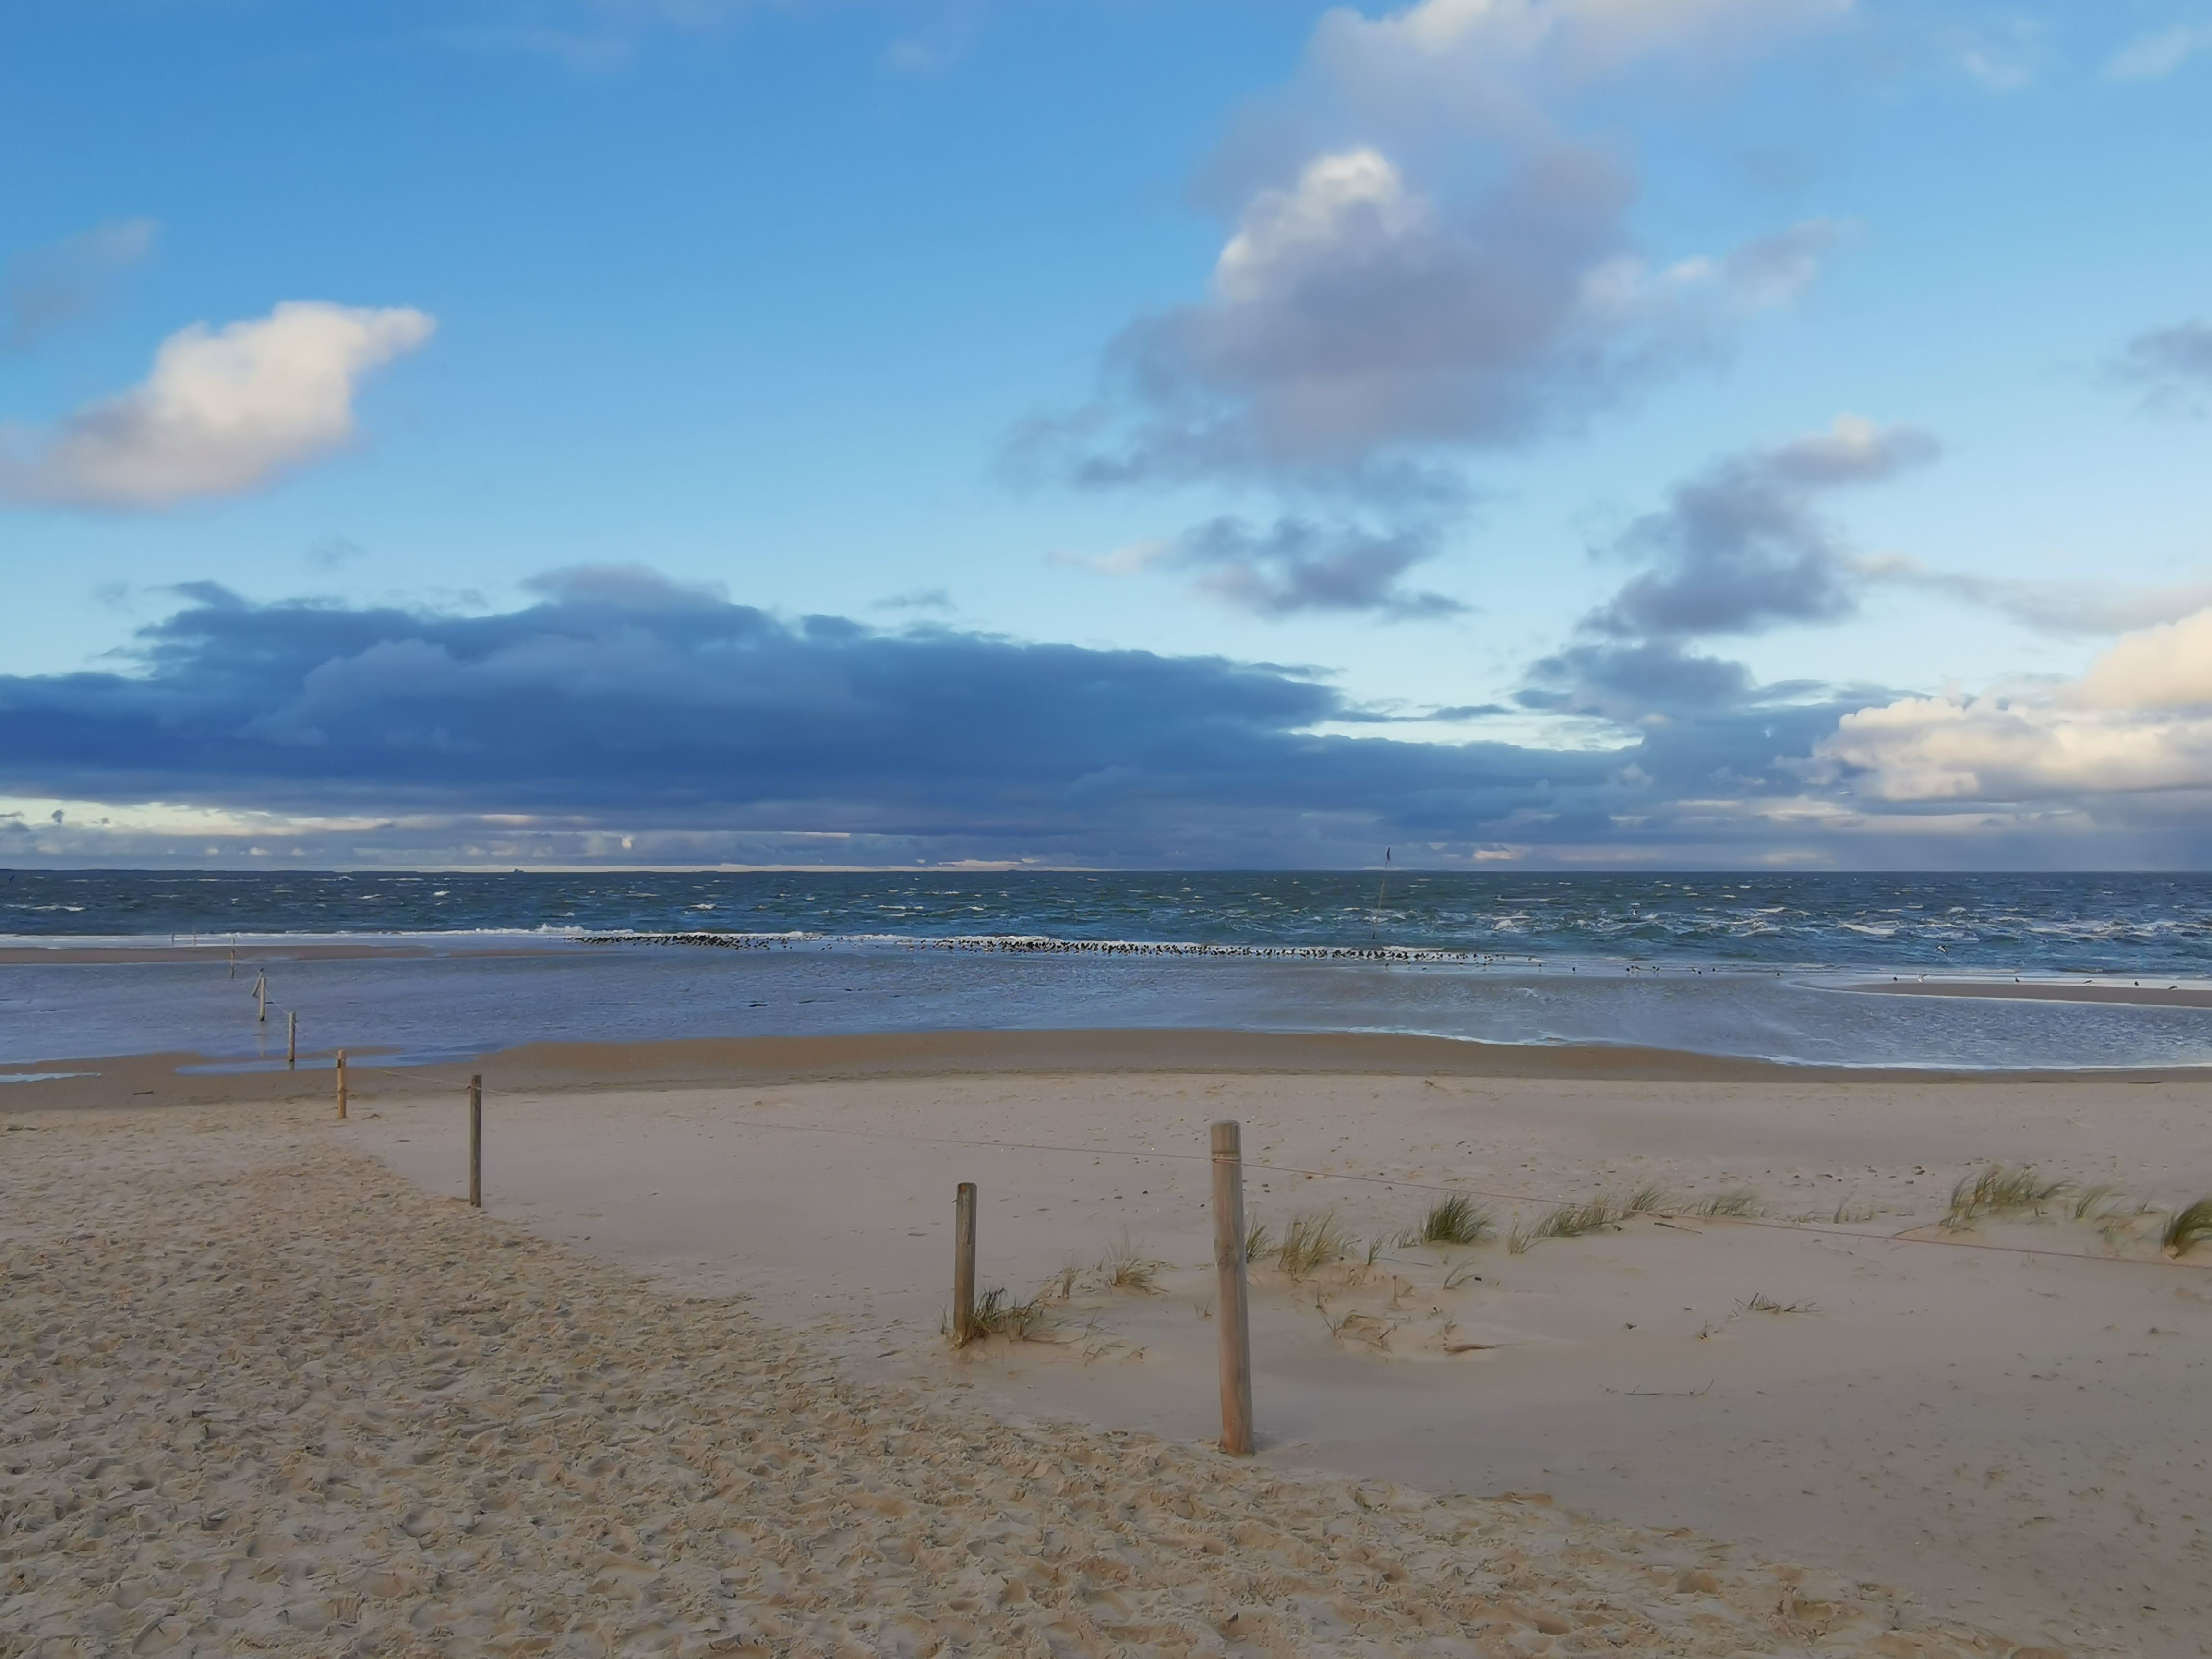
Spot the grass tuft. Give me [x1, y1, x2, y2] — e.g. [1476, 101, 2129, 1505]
[2162, 1196, 2212, 1258]
[1242, 1217, 1272, 1265]
[1738, 1291, 1817, 1316]
[1683, 1188, 1762, 1219]
[2071, 1183, 2118, 1221]
[968, 1287, 1055, 1341]
[1275, 1210, 1355, 1279]
[1943, 1164, 2070, 1229]
[1624, 1185, 1672, 1215]
[1419, 1192, 1495, 1247]
[1508, 1196, 1621, 1254]
[1098, 1231, 1162, 1294]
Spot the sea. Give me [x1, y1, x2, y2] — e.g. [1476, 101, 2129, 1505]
[6, 869, 2212, 1072]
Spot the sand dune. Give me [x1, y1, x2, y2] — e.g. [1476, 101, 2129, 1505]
[337, 1057, 2212, 1658]
[1, 1094, 2054, 1659]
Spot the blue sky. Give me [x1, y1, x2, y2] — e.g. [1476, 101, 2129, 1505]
[3, 0, 2211, 869]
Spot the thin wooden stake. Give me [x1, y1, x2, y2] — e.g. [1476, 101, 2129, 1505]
[287, 1010, 297, 1068]
[469, 1074, 483, 1209]
[335, 1050, 348, 1121]
[953, 1181, 978, 1346]
[254, 971, 268, 1023]
[1212, 1119, 1254, 1455]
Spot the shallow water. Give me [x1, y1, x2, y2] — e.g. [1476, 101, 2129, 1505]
[6, 870, 2211, 1070]
[5, 938, 2209, 1072]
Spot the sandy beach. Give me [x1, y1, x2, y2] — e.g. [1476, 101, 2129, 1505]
[5, 1034, 2208, 1657]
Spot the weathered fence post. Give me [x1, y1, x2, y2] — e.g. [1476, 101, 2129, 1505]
[953, 1181, 978, 1346]
[287, 1010, 297, 1068]
[335, 1050, 348, 1120]
[469, 1074, 483, 1209]
[1212, 1119, 1254, 1455]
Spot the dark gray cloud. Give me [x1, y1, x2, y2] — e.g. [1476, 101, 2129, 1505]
[1, 220, 157, 353]
[0, 573, 1602, 862]
[1126, 516, 1466, 620]
[2114, 319, 2212, 415]
[1584, 418, 1937, 641]
[1515, 420, 1933, 767]
[10, 572, 2211, 867]
[0, 568, 1927, 867]
[1014, 143, 1833, 499]
[1523, 638, 1757, 718]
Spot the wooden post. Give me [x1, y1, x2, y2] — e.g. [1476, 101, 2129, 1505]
[1212, 1119, 1254, 1455]
[469, 1075, 483, 1209]
[335, 1050, 348, 1120]
[953, 1181, 978, 1346]
[254, 972, 268, 1023]
[287, 1010, 297, 1068]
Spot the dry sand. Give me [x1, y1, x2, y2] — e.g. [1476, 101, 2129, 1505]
[5, 1035, 2209, 1657]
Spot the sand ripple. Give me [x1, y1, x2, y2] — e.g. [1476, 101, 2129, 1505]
[2, 1105, 2045, 1658]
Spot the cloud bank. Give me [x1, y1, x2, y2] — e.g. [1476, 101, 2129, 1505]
[0, 301, 435, 509]
[1823, 607, 2212, 803]
[8, 569, 2212, 869]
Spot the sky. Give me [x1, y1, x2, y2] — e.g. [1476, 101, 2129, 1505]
[2, 0, 2211, 871]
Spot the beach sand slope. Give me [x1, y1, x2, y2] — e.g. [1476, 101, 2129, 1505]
[1, 1099, 2036, 1659]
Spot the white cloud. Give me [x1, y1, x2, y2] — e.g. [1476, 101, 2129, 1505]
[2107, 24, 2212, 81]
[1819, 607, 2212, 802]
[1316, 0, 1852, 87]
[2074, 605, 2212, 709]
[0, 301, 435, 510]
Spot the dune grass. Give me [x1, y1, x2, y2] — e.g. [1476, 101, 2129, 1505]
[1242, 1217, 1272, 1265]
[1738, 1291, 1817, 1315]
[1507, 1195, 1623, 1254]
[1944, 1164, 2071, 1229]
[2163, 1196, 2212, 1258]
[1275, 1210, 1356, 1279]
[1682, 1188, 1762, 1219]
[967, 1286, 1055, 1341]
[1417, 1192, 1494, 1247]
[1097, 1231, 1162, 1294]
[2072, 1182, 2118, 1221]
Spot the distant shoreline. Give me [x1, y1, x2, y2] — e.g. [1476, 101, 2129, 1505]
[1845, 977, 2212, 1008]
